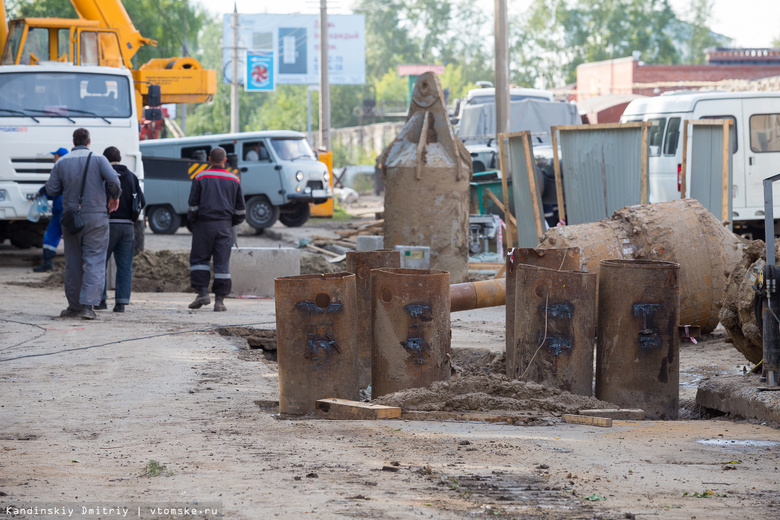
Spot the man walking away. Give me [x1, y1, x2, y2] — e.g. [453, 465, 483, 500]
[187, 147, 246, 312]
[97, 146, 145, 313]
[33, 147, 68, 272]
[44, 128, 121, 320]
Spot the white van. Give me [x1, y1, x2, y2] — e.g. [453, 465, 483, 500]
[620, 91, 780, 236]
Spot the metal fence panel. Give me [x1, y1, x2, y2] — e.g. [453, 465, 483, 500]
[506, 133, 545, 247]
[689, 124, 733, 227]
[559, 127, 646, 225]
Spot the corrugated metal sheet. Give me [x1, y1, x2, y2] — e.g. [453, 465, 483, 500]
[506, 133, 545, 247]
[559, 127, 647, 225]
[689, 124, 733, 228]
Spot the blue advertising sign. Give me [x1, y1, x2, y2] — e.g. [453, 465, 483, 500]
[245, 50, 274, 92]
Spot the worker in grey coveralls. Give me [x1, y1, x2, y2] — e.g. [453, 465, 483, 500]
[187, 147, 246, 312]
[44, 128, 121, 320]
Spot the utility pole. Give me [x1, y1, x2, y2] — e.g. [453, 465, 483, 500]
[230, 3, 240, 134]
[180, 0, 188, 135]
[319, 0, 330, 150]
[494, 0, 509, 143]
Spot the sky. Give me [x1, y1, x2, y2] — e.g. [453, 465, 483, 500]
[196, 0, 780, 49]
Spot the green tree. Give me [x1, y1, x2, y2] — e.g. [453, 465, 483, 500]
[683, 0, 720, 64]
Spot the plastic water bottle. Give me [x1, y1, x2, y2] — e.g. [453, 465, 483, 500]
[26, 195, 50, 222]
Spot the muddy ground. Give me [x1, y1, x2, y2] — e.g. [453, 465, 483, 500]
[1, 201, 779, 520]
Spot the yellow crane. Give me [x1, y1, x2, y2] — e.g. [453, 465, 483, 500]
[0, 0, 216, 115]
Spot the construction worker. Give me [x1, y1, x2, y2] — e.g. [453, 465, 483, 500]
[33, 147, 68, 272]
[187, 147, 245, 312]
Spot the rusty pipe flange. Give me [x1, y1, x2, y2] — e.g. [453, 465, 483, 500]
[346, 250, 401, 389]
[509, 264, 597, 396]
[370, 268, 451, 398]
[595, 259, 681, 420]
[274, 272, 358, 415]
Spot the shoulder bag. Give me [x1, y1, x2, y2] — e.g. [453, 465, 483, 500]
[61, 152, 92, 234]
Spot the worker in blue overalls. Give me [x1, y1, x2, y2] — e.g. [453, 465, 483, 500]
[33, 147, 68, 272]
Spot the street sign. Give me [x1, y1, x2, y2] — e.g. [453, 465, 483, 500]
[245, 50, 275, 92]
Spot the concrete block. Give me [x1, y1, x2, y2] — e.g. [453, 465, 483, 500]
[229, 247, 300, 298]
[394, 245, 430, 269]
[696, 374, 780, 424]
[356, 235, 385, 251]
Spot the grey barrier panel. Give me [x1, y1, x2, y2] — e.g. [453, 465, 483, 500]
[506, 132, 546, 247]
[558, 126, 647, 225]
[689, 123, 733, 229]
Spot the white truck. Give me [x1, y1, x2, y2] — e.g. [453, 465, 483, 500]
[620, 91, 780, 237]
[0, 63, 144, 248]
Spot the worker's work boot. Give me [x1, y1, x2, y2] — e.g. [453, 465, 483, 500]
[33, 258, 54, 272]
[80, 305, 98, 320]
[188, 289, 210, 309]
[95, 300, 108, 310]
[59, 307, 80, 318]
[113, 303, 125, 313]
[214, 296, 226, 312]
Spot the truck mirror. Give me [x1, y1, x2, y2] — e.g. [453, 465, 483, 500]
[227, 153, 239, 170]
[144, 107, 163, 121]
[147, 84, 162, 107]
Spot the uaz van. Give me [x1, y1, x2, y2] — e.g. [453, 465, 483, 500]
[620, 91, 780, 236]
[140, 131, 331, 233]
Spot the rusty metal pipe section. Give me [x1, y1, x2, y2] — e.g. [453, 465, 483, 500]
[346, 250, 401, 389]
[450, 278, 506, 312]
[508, 264, 596, 395]
[371, 268, 451, 398]
[595, 260, 681, 420]
[506, 248, 582, 377]
[274, 272, 359, 415]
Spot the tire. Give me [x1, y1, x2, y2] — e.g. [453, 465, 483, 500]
[245, 196, 279, 230]
[147, 205, 181, 235]
[279, 203, 311, 228]
[133, 219, 145, 256]
[9, 221, 45, 249]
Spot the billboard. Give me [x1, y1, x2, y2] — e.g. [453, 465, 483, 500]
[222, 13, 366, 86]
[245, 50, 275, 92]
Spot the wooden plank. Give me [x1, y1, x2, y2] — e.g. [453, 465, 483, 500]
[468, 262, 504, 271]
[498, 134, 514, 250]
[521, 132, 544, 238]
[680, 120, 689, 198]
[561, 414, 612, 427]
[401, 410, 545, 425]
[551, 127, 566, 224]
[315, 398, 401, 420]
[306, 244, 341, 257]
[485, 189, 517, 229]
[578, 409, 644, 420]
[493, 261, 507, 279]
[640, 121, 649, 204]
[722, 119, 730, 224]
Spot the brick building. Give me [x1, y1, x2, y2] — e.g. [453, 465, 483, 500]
[576, 51, 780, 103]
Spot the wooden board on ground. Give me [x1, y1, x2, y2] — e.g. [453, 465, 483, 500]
[401, 410, 551, 426]
[468, 262, 504, 271]
[578, 409, 644, 420]
[316, 399, 401, 420]
[562, 414, 612, 427]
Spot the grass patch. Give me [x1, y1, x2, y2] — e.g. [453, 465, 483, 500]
[141, 460, 173, 477]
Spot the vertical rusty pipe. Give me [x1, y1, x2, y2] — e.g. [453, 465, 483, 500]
[274, 272, 358, 415]
[595, 260, 681, 420]
[346, 250, 401, 389]
[371, 268, 451, 398]
[506, 248, 581, 378]
[509, 264, 596, 395]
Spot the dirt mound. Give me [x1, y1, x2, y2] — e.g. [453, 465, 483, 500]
[719, 240, 772, 364]
[300, 252, 346, 275]
[374, 373, 614, 416]
[132, 250, 192, 292]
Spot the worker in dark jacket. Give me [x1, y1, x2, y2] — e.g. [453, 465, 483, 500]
[187, 147, 246, 312]
[97, 146, 145, 313]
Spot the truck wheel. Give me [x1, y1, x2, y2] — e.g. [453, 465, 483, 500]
[147, 205, 181, 235]
[133, 219, 145, 255]
[279, 203, 311, 227]
[246, 196, 279, 230]
[10, 221, 45, 249]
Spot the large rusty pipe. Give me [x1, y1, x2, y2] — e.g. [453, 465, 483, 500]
[450, 278, 506, 312]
